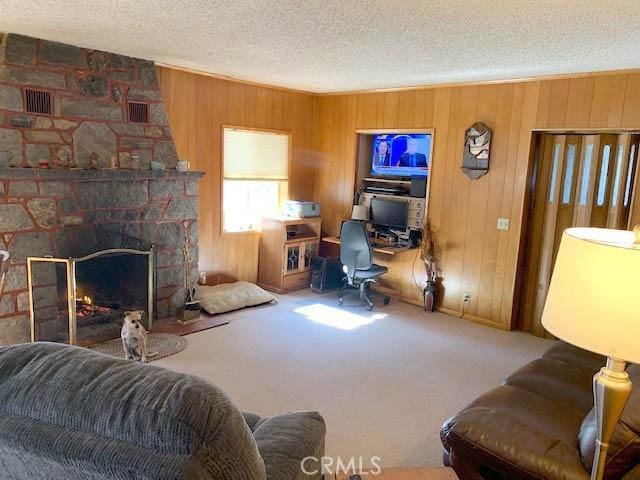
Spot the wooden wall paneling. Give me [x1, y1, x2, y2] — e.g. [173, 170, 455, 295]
[375, 93, 385, 128]
[546, 79, 570, 128]
[194, 75, 218, 272]
[490, 83, 524, 324]
[412, 89, 426, 127]
[461, 85, 498, 319]
[476, 84, 513, 321]
[590, 76, 616, 128]
[565, 78, 595, 128]
[501, 81, 541, 329]
[605, 75, 628, 128]
[397, 90, 416, 128]
[383, 92, 400, 128]
[621, 74, 640, 128]
[428, 88, 453, 292]
[158, 66, 315, 284]
[535, 81, 551, 129]
[422, 89, 436, 128]
[442, 86, 477, 314]
[436, 87, 462, 313]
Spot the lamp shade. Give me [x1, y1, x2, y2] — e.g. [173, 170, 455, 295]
[542, 227, 640, 364]
[351, 205, 369, 221]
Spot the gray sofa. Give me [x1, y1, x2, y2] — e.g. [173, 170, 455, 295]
[0, 342, 326, 480]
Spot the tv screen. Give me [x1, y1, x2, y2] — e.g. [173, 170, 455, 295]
[371, 133, 431, 178]
[370, 197, 408, 229]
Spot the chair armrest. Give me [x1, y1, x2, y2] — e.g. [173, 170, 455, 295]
[253, 411, 326, 480]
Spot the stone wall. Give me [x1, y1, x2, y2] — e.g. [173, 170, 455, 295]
[0, 33, 178, 169]
[0, 169, 202, 345]
[0, 33, 203, 345]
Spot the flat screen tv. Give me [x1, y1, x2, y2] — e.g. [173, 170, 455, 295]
[370, 133, 431, 178]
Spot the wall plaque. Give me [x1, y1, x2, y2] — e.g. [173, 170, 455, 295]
[462, 122, 492, 179]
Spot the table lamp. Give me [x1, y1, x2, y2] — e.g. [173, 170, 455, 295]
[542, 226, 640, 480]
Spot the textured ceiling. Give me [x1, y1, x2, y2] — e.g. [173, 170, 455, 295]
[1, 0, 639, 93]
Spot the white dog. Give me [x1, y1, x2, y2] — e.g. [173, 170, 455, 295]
[121, 310, 148, 363]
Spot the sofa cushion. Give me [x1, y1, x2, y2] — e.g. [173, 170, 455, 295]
[505, 357, 596, 413]
[543, 342, 605, 372]
[0, 342, 266, 480]
[578, 364, 640, 479]
[253, 411, 326, 480]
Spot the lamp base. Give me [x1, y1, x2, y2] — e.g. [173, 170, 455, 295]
[591, 357, 633, 480]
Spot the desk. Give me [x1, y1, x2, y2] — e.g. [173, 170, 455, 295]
[321, 236, 410, 255]
[321, 236, 425, 307]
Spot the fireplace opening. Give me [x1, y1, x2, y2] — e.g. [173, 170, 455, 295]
[28, 248, 154, 347]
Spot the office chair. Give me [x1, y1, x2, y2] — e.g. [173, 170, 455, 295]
[338, 221, 390, 311]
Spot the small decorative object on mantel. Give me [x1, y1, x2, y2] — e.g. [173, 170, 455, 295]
[151, 161, 166, 172]
[177, 160, 190, 172]
[130, 155, 140, 171]
[419, 221, 438, 312]
[462, 122, 492, 179]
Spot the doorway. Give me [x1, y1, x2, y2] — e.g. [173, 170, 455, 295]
[518, 132, 640, 336]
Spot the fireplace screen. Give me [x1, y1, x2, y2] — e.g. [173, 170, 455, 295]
[27, 248, 154, 347]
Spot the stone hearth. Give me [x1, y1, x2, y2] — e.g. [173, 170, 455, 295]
[0, 33, 203, 345]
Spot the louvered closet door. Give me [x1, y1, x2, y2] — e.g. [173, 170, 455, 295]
[519, 133, 639, 337]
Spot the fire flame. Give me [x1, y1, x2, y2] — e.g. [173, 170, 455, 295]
[82, 295, 92, 305]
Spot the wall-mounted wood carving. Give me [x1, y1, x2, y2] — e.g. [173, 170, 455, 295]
[462, 122, 492, 179]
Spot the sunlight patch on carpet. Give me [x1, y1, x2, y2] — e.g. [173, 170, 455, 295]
[293, 303, 387, 330]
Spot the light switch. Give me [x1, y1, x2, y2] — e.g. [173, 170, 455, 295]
[497, 217, 510, 231]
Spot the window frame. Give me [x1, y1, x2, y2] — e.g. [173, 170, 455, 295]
[220, 125, 292, 235]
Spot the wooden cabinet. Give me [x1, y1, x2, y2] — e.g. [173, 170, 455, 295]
[258, 216, 321, 293]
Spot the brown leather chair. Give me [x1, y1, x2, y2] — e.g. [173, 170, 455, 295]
[441, 342, 640, 480]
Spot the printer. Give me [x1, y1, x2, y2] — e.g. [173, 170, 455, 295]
[284, 200, 320, 218]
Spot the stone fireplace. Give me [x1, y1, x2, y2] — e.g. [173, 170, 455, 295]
[0, 33, 203, 345]
[29, 246, 154, 347]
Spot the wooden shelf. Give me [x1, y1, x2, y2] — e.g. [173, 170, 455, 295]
[284, 235, 318, 244]
[363, 177, 411, 185]
[258, 216, 321, 293]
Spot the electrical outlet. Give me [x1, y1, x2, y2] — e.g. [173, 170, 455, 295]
[463, 293, 471, 303]
[497, 217, 510, 231]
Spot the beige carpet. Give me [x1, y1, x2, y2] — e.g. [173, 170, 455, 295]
[156, 289, 552, 468]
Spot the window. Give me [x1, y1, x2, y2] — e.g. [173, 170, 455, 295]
[596, 144, 611, 206]
[223, 128, 289, 232]
[549, 143, 561, 203]
[561, 144, 576, 205]
[611, 145, 625, 207]
[578, 144, 594, 205]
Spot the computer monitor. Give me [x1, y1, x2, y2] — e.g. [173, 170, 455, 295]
[369, 197, 408, 229]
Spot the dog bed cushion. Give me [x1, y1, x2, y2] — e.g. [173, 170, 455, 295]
[197, 281, 277, 315]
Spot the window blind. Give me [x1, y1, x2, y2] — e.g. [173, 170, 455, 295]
[223, 128, 289, 180]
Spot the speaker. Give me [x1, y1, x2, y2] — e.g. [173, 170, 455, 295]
[410, 177, 427, 198]
[311, 256, 343, 293]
